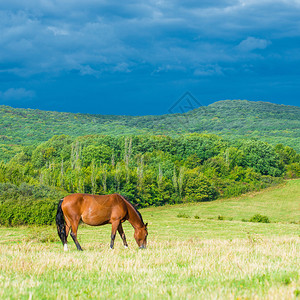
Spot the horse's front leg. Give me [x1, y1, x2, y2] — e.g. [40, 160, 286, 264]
[117, 223, 128, 248]
[110, 220, 120, 249]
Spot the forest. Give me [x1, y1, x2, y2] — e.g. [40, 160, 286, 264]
[0, 132, 299, 225]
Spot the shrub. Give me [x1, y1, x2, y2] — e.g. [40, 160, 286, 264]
[285, 162, 300, 178]
[249, 214, 270, 223]
[0, 182, 65, 203]
[294, 289, 300, 297]
[177, 213, 190, 218]
[0, 199, 58, 226]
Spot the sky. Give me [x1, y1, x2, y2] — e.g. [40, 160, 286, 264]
[0, 0, 299, 115]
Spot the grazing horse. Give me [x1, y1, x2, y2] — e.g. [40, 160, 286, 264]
[56, 193, 148, 251]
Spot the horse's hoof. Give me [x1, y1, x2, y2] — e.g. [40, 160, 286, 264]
[63, 244, 68, 251]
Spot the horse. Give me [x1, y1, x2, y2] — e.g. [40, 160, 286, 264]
[56, 193, 148, 251]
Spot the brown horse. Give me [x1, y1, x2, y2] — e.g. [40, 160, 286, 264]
[56, 193, 148, 251]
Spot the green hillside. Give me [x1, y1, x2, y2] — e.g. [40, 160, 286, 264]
[0, 100, 299, 161]
[143, 178, 300, 228]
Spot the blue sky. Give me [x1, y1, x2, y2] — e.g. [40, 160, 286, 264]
[0, 0, 299, 115]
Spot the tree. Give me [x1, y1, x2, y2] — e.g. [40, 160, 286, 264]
[81, 144, 112, 167]
[241, 140, 284, 176]
[184, 170, 218, 202]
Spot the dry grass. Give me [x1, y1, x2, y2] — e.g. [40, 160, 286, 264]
[0, 235, 299, 299]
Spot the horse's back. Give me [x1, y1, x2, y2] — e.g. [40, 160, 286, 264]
[62, 193, 128, 226]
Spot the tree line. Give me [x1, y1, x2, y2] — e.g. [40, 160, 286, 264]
[0, 133, 299, 225]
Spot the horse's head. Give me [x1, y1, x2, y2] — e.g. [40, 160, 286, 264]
[134, 223, 148, 249]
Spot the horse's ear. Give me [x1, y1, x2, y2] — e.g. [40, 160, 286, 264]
[145, 222, 148, 228]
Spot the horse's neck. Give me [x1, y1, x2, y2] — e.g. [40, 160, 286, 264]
[126, 202, 144, 229]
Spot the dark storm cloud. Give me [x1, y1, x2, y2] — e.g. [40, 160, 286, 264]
[1, 0, 300, 76]
[0, 0, 299, 113]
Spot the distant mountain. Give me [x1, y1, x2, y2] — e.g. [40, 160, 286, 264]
[0, 100, 299, 160]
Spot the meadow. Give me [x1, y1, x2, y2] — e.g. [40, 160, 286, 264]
[0, 180, 299, 299]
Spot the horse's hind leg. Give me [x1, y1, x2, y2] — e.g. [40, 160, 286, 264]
[70, 218, 83, 251]
[63, 223, 71, 251]
[117, 223, 128, 248]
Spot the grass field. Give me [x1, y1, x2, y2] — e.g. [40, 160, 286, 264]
[0, 180, 299, 299]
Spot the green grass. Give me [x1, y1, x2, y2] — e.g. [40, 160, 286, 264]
[0, 180, 299, 299]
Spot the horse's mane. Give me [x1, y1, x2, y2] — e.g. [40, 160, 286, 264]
[119, 194, 144, 225]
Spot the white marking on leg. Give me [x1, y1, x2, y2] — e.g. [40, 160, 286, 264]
[124, 245, 128, 248]
[64, 244, 68, 251]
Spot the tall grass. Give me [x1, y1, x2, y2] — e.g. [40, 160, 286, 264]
[0, 233, 298, 299]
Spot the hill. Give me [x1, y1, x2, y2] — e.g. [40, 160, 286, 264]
[0, 99, 299, 160]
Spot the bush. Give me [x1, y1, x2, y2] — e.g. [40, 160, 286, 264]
[0, 182, 65, 203]
[249, 214, 270, 223]
[177, 213, 190, 218]
[285, 162, 300, 178]
[0, 199, 58, 226]
[0, 182, 66, 226]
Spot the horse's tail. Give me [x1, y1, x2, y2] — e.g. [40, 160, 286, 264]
[56, 199, 66, 245]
